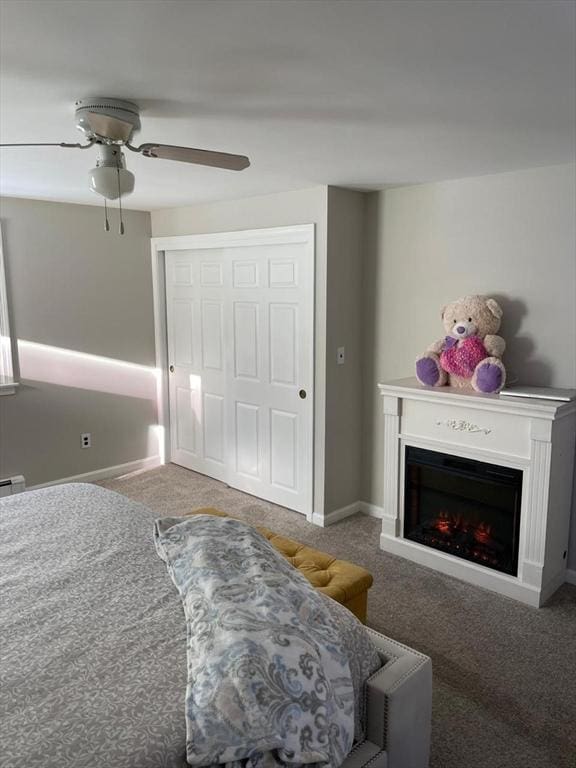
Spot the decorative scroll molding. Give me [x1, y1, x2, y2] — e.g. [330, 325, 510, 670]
[435, 418, 491, 435]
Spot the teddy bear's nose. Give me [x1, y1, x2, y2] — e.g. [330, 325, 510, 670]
[456, 325, 466, 334]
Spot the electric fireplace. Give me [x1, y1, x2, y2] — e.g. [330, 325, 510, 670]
[403, 446, 522, 576]
[377, 378, 576, 605]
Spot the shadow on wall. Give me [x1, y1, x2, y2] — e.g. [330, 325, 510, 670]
[492, 295, 554, 387]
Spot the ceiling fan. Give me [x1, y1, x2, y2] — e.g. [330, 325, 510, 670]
[0, 97, 251, 234]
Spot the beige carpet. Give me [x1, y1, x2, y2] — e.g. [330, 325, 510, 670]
[100, 463, 576, 768]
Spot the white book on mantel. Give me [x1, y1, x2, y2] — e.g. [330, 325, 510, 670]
[500, 386, 576, 402]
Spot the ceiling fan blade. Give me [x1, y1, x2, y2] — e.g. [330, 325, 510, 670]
[0, 141, 94, 149]
[86, 112, 134, 142]
[133, 142, 250, 170]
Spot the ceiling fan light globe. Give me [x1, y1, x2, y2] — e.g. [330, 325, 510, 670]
[89, 166, 135, 200]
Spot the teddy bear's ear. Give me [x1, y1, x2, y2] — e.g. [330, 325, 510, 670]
[441, 304, 447, 320]
[486, 298, 503, 319]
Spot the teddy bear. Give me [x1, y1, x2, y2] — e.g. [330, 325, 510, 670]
[415, 295, 506, 394]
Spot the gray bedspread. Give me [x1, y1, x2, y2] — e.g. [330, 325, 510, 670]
[0, 483, 189, 768]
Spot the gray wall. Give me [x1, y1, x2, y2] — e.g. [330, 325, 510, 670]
[362, 163, 576, 566]
[324, 187, 365, 512]
[0, 197, 157, 486]
[151, 187, 327, 241]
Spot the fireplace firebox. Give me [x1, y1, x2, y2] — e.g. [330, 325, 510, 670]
[404, 446, 522, 576]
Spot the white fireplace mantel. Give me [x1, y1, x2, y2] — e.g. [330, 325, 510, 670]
[378, 377, 576, 606]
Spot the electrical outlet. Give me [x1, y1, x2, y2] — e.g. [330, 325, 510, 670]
[81, 433, 91, 449]
[337, 346, 345, 365]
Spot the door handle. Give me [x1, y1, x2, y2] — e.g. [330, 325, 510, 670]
[169, 365, 175, 373]
[299, 389, 307, 399]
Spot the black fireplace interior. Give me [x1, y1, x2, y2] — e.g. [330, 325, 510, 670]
[404, 446, 522, 576]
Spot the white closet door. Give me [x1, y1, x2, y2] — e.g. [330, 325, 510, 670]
[165, 248, 228, 484]
[165, 226, 314, 514]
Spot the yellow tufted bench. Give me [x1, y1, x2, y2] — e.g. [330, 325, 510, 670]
[184, 507, 373, 623]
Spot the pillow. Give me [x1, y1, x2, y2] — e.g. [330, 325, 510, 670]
[154, 515, 381, 767]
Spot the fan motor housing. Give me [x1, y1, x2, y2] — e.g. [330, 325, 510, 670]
[75, 97, 141, 142]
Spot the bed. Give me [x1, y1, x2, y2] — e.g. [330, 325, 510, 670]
[0, 483, 432, 768]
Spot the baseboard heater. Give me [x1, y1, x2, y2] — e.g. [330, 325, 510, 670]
[0, 475, 26, 497]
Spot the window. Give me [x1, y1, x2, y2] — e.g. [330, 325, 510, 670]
[0, 224, 17, 394]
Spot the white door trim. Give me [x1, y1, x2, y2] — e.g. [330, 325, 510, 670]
[150, 224, 323, 522]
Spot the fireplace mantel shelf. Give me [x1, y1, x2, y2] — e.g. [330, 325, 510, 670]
[377, 377, 576, 607]
[378, 378, 576, 420]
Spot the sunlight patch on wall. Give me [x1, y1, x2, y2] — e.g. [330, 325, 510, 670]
[17, 339, 158, 400]
[148, 424, 165, 464]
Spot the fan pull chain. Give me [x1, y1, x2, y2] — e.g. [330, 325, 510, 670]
[116, 168, 125, 235]
[104, 199, 110, 232]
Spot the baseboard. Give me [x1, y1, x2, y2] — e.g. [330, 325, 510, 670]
[311, 499, 385, 527]
[28, 456, 162, 491]
[359, 501, 384, 519]
[566, 569, 576, 586]
[311, 501, 362, 527]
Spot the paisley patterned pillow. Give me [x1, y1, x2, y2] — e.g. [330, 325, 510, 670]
[321, 592, 382, 739]
[154, 515, 381, 768]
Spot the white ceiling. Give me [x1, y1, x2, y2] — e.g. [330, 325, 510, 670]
[0, 0, 574, 211]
